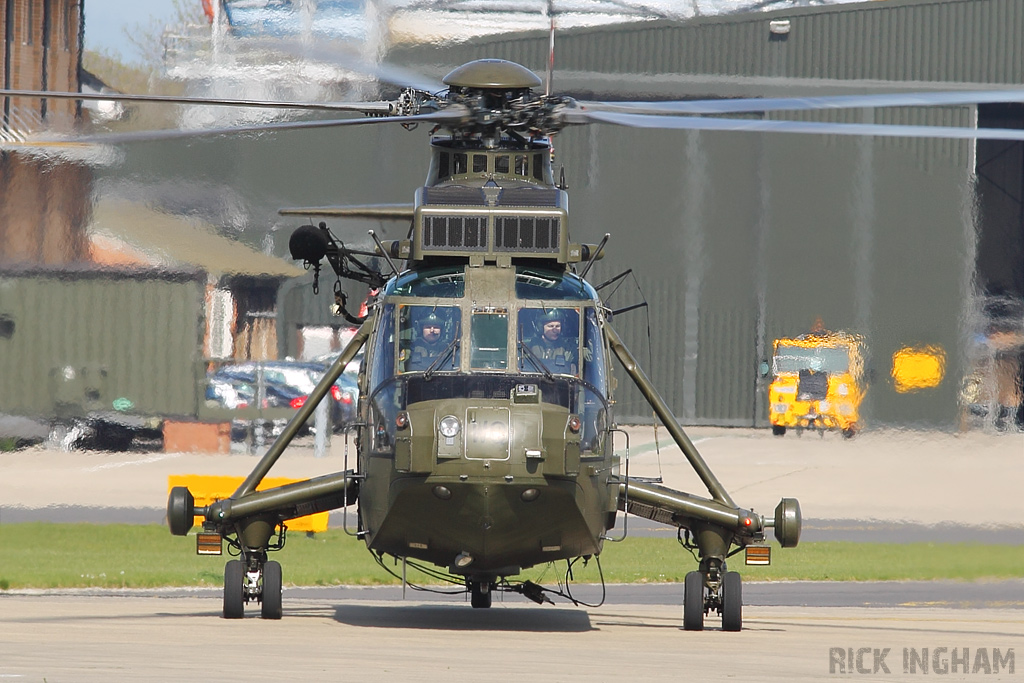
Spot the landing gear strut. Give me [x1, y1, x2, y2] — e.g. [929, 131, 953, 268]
[222, 552, 283, 620]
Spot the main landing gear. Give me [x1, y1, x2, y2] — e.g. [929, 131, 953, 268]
[683, 562, 742, 632]
[223, 553, 283, 620]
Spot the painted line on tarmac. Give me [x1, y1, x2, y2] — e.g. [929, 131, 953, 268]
[82, 453, 181, 473]
[731, 465, 815, 494]
[627, 436, 710, 458]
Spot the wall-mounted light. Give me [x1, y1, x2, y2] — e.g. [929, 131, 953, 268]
[769, 19, 791, 36]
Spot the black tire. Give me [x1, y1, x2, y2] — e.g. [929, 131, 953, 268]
[842, 427, 856, 439]
[721, 571, 742, 632]
[470, 580, 492, 609]
[223, 560, 245, 619]
[683, 571, 704, 631]
[771, 425, 786, 436]
[261, 560, 283, 620]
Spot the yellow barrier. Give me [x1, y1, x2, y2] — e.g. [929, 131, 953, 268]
[891, 345, 946, 393]
[168, 475, 330, 533]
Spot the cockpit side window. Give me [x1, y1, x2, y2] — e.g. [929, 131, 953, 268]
[517, 307, 581, 377]
[398, 305, 462, 374]
[514, 154, 528, 176]
[582, 308, 607, 395]
[368, 303, 396, 393]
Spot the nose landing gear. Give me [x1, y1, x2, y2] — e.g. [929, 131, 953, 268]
[469, 579, 495, 608]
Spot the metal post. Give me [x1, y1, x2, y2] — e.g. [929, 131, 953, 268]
[313, 391, 329, 457]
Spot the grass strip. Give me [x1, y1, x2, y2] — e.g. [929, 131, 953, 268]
[1, 523, 1021, 590]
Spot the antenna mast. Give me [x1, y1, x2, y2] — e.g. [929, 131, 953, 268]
[545, 0, 555, 96]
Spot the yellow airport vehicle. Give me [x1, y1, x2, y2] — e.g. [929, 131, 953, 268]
[768, 329, 867, 438]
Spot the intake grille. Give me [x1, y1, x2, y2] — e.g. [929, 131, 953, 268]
[493, 216, 560, 253]
[797, 369, 829, 401]
[497, 188, 560, 207]
[422, 215, 488, 250]
[422, 186, 486, 206]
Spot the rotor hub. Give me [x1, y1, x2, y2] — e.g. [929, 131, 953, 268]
[443, 59, 543, 90]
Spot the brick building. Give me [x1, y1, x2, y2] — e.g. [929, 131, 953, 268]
[0, 0, 91, 265]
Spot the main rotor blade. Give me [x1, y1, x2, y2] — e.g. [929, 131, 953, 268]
[278, 204, 415, 219]
[0, 87, 397, 114]
[39, 107, 469, 145]
[268, 40, 447, 95]
[570, 109, 1024, 141]
[576, 87, 1024, 117]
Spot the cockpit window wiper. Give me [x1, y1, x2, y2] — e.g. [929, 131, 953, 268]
[518, 339, 554, 382]
[424, 333, 461, 381]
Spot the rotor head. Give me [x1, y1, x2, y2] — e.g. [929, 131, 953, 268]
[443, 59, 543, 90]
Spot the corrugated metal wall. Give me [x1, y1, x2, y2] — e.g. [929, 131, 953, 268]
[398, 0, 1024, 86]
[380, 0, 1010, 427]
[0, 270, 206, 419]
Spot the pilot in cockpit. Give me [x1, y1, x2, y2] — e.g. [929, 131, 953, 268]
[406, 310, 452, 372]
[526, 309, 578, 375]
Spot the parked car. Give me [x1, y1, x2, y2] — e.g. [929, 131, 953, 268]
[325, 369, 359, 428]
[212, 360, 356, 430]
[204, 373, 308, 442]
[204, 377, 255, 410]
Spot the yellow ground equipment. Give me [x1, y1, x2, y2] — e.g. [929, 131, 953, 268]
[768, 329, 867, 438]
[167, 475, 329, 534]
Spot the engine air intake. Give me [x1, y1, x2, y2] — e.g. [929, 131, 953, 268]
[422, 215, 489, 251]
[494, 216, 560, 253]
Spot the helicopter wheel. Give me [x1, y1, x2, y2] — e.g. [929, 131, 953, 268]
[682, 571, 704, 631]
[721, 571, 742, 632]
[470, 580, 493, 609]
[771, 425, 786, 436]
[223, 559, 245, 619]
[261, 560, 283, 620]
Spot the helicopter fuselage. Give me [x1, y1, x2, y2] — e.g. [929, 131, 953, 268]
[358, 261, 617, 576]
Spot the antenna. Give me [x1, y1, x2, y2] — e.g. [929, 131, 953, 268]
[579, 233, 609, 280]
[545, 0, 555, 96]
[368, 229, 399, 277]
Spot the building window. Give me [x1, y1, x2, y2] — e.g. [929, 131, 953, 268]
[22, 1, 34, 45]
[63, 0, 74, 51]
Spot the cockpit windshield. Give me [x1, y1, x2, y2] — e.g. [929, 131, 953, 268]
[773, 345, 851, 374]
[517, 307, 581, 377]
[470, 307, 509, 370]
[398, 305, 462, 374]
[385, 266, 465, 298]
[515, 267, 596, 301]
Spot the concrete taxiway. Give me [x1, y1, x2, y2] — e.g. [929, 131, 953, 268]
[0, 589, 1021, 682]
